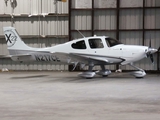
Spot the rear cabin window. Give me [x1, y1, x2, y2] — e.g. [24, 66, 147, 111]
[89, 39, 104, 49]
[71, 40, 86, 49]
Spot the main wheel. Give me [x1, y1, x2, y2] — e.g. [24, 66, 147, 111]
[136, 77, 143, 79]
[86, 77, 93, 79]
[102, 75, 108, 77]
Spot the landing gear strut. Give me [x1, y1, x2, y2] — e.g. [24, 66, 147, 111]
[96, 65, 111, 77]
[78, 63, 95, 79]
[129, 63, 146, 78]
[78, 64, 111, 79]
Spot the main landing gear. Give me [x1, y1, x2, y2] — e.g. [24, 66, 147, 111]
[96, 65, 111, 77]
[128, 63, 146, 78]
[78, 63, 146, 79]
[78, 64, 111, 79]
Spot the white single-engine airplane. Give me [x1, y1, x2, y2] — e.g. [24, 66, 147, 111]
[3, 27, 157, 78]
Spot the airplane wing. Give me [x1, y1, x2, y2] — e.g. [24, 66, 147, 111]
[53, 52, 125, 65]
[70, 53, 125, 65]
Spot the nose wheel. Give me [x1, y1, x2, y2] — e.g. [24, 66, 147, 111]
[130, 70, 146, 78]
[128, 63, 146, 78]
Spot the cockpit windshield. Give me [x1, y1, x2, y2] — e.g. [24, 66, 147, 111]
[105, 37, 122, 47]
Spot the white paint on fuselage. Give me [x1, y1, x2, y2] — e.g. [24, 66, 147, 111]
[31, 36, 148, 65]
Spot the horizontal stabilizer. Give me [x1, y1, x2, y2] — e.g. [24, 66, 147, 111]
[0, 55, 11, 59]
[10, 54, 33, 62]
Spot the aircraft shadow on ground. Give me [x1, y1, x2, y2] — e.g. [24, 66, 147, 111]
[42, 73, 134, 83]
[9, 72, 134, 83]
[11, 75, 49, 79]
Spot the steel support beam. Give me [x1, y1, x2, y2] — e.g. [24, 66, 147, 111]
[116, 0, 120, 70]
[91, 0, 94, 36]
[142, 0, 145, 45]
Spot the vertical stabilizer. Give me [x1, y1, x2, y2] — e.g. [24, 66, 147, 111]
[3, 27, 33, 55]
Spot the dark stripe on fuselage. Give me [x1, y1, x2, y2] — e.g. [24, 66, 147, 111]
[34, 54, 60, 62]
[8, 49, 60, 62]
[71, 53, 125, 61]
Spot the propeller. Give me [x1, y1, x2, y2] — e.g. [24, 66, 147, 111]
[146, 36, 157, 64]
[149, 53, 154, 63]
[149, 38, 154, 63]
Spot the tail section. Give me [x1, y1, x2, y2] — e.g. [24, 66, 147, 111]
[3, 27, 33, 55]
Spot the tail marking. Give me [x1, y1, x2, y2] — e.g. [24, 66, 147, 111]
[4, 30, 17, 47]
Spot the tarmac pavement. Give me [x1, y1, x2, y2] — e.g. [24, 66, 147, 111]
[0, 71, 160, 120]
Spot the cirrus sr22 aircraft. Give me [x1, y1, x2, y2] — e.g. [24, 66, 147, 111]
[3, 27, 157, 78]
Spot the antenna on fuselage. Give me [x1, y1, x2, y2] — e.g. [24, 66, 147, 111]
[76, 29, 85, 38]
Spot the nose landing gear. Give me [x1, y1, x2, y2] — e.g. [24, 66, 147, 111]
[129, 63, 146, 78]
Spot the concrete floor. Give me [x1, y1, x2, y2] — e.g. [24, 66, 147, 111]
[0, 71, 160, 120]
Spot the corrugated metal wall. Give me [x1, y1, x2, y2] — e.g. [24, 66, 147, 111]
[71, 11, 92, 30]
[119, 9, 143, 29]
[0, 0, 160, 71]
[70, 0, 160, 71]
[0, 0, 69, 71]
[94, 10, 116, 30]
[0, 0, 68, 14]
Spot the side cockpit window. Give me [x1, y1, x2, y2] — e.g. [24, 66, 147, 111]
[89, 39, 104, 49]
[105, 37, 122, 47]
[71, 40, 86, 49]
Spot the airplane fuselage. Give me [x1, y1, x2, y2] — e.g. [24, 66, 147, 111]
[9, 36, 148, 65]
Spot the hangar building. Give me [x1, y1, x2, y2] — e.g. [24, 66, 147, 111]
[0, 0, 160, 72]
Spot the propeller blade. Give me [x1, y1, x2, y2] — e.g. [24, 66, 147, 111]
[146, 48, 157, 64]
[149, 38, 151, 48]
[148, 35, 155, 64]
[150, 54, 154, 63]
